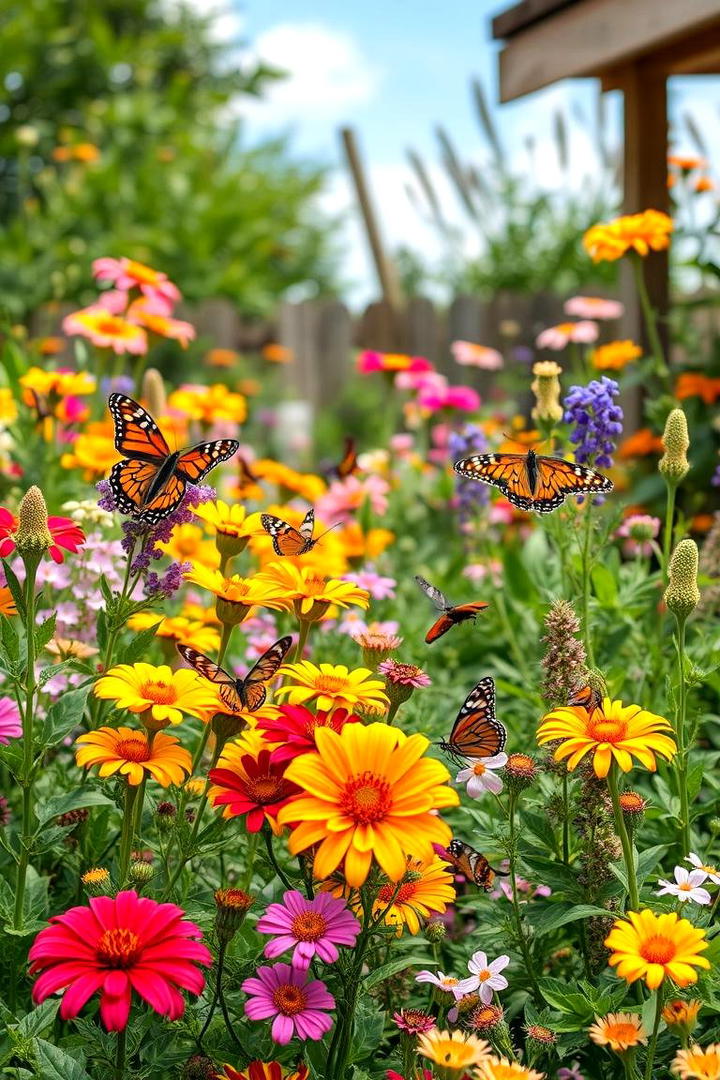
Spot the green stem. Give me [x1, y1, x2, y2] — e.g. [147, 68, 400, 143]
[385, 700, 401, 726]
[217, 622, 233, 666]
[198, 942, 226, 1044]
[561, 771, 570, 864]
[188, 739, 224, 847]
[508, 793, 542, 1004]
[608, 765, 640, 911]
[118, 784, 139, 886]
[662, 484, 677, 582]
[632, 253, 670, 381]
[644, 986, 665, 1080]
[327, 934, 370, 1080]
[294, 618, 312, 663]
[674, 616, 691, 854]
[494, 593, 532, 684]
[580, 501, 595, 667]
[263, 825, 294, 889]
[13, 555, 39, 930]
[241, 830, 259, 891]
[114, 1026, 127, 1080]
[191, 724, 212, 774]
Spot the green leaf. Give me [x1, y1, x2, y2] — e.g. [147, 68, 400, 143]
[362, 955, 429, 989]
[525, 902, 611, 935]
[2, 560, 25, 621]
[15, 1000, 59, 1038]
[33, 1039, 92, 1080]
[591, 564, 617, 606]
[34, 612, 56, 652]
[38, 789, 114, 827]
[517, 854, 584, 899]
[37, 686, 89, 745]
[0, 614, 19, 664]
[116, 623, 159, 665]
[536, 977, 594, 1019]
[637, 845, 667, 886]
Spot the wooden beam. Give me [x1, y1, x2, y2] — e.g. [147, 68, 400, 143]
[602, 22, 720, 88]
[492, 0, 578, 40]
[496, 0, 720, 101]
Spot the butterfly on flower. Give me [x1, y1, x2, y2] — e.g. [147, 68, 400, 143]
[261, 508, 339, 557]
[107, 394, 239, 524]
[414, 575, 489, 644]
[568, 683, 603, 717]
[453, 448, 612, 513]
[445, 839, 505, 891]
[177, 636, 292, 713]
[439, 677, 506, 764]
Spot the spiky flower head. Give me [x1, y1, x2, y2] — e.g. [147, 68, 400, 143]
[664, 539, 700, 620]
[505, 753, 537, 792]
[425, 919, 446, 943]
[531, 360, 564, 423]
[659, 408, 690, 485]
[141, 367, 167, 417]
[469, 1003, 505, 1032]
[14, 486, 52, 555]
[129, 860, 155, 885]
[81, 867, 110, 896]
[541, 599, 588, 708]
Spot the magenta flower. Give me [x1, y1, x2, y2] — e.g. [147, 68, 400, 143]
[256, 890, 361, 970]
[242, 962, 335, 1044]
[92, 257, 181, 311]
[0, 697, 21, 744]
[344, 570, 396, 600]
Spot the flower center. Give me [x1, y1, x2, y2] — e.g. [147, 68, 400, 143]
[96, 316, 125, 335]
[377, 880, 417, 904]
[115, 738, 151, 762]
[588, 717, 626, 743]
[640, 935, 675, 965]
[478, 969, 492, 981]
[473, 762, 486, 776]
[678, 882, 693, 892]
[606, 1022, 640, 1043]
[314, 675, 347, 694]
[304, 576, 326, 595]
[290, 911, 328, 942]
[97, 927, 140, 968]
[341, 771, 391, 824]
[440, 977, 459, 987]
[245, 774, 284, 805]
[139, 680, 178, 705]
[272, 983, 307, 1016]
[700, 864, 717, 875]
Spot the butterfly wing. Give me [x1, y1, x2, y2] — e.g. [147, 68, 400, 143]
[443, 676, 506, 760]
[238, 455, 259, 485]
[450, 601, 490, 624]
[533, 456, 613, 513]
[299, 509, 315, 542]
[453, 453, 533, 512]
[425, 613, 455, 644]
[447, 839, 496, 891]
[414, 575, 452, 612]
[108, 393, 170, 462]
[240, 635, 293, 713]
[176, 439, 239, 484]
[177, 644, 243, 712]
[261, 514, 309, 556]
[108, 459, 160, 517]
[139, 472, 187, 525]
[337, 436, 358, 478]
[568, 683, 603, 716]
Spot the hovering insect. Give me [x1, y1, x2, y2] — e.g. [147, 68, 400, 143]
[414, 575, 489, 644]
[261, 508, 339, 557]
[452, 448, 612, 513]
[108, 394, 239, 525]
[568, 683, 603, 717]
[334, 436, 359, 479]
[439, 677, 506, 764]
[177, 636, 292, 713]
[445, 839, 507, 891]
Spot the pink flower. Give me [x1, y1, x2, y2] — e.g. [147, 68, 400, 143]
[344, 570, 396, 600]
[315, 475, 389, 523]
[390, 433, 414, 456]
[378, 659, 431, 688]
[415, 969, 465, 998]
[255, 704, 361, 764]
[392, 1008, 436, 1034]
[357, 351, 432, 374]
[564, 296, 624, 320]
[92, 257, 181, 309]
[62, 307, 148, 355]
[615, 514, 661, 557]
[0, 697, 22, 744]
[451, 340, 504, 370]
[395, 370, 445, 394]
[0, 509, 85, 564]
[29, 890, 211, 1031]
[535, 321, 599, 349]
[256, 890, 361, 970]
[94, 289, 131, 315]
[409, 373, 481, 413]
[463, 561, 503, 588]
[242, 962, 335, 1044]
[455, 950, 510, 1003]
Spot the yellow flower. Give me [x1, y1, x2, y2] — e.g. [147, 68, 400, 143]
[605, 910, 710, 990]
[180, 600, 221, 626]
[168, 383, 247, 425]
[416, 1029, 491, 1073]
[183, 777, 207, 797]
[184, 563, 290, 622]
[672, 1044, 720, 1080]
[75, 726, 192, 787]
[537, 697, 676, 778]
[275, 661, 389, 713]
[20, 367, 96, 398]
[193, 500, 265, 541]
[372, 854, 456, 934]
[475, 1059, 545, 1080]
[277, 722, 458, 887]
[256, 562, 369, 620]
[127, 612, 220, 654]
[664, 999, 701, 1034]
[337, 521, 395, 560]
[46, 637, 99, 660]
[588, 1012, 647, 1052]
[583, 210, 673, 263]
[252, 459, 327, 502]
[62, 308, 148, 355]
[60, 429, 120, 480]
[93, 663, 218, 727]
[0, 389, 18, 424]
[157, 523, 220, 569]
[590, 340, 643, 371]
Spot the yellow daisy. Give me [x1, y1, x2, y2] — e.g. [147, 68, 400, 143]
[326, 854, 456, 935]
[274, 661, 389, 713]
[672, 1044, 720, 1080]
[588, 1012, 647, 1052]
[251, 459, 326, 502]
[476, 1059, 546, 1080]
[75, 727, 192, 787]
[184, 563, 290, 622]
[127, 612, 220, 654]
[93, 663, 218, 727]
[605, 910, 710, 990]
[256, 562, 369, 621]
[168, 383, 247, 425]
[416, 1029, 491, 1073]
[193, 500, 264, 541]
[158, 523, 219, 569]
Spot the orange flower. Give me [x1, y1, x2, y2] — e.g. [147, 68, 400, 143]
[675, 373, 720, 405]
[168, 384, 247, 425]
[60, 428, 121, 479]
[583, 210, 673, 262]
[618, 428, 664, 460]
[590, 341, 642, 372]
[205, 348, 239, 368]
[0, 587, 17, 617]
[75, 727, 192, 787]
[262, 343, 294, 363]
[126, 298, 195, 348]
[668, 154, 707, 171]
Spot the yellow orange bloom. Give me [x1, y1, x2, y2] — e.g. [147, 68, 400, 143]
[168, 384, 247, 425]
[0, 390, 18, 424]
[416, 1029, 491, 1072]
[618, 428, 664, 460]
[537, 697, 676, 778]
[46, 637, 98, 660]
[371, 854, 456, 934]
[157, 523, 219, 569]
[20, 367, 96, 398]
[205, 348, 239, 368]
[672, 1044, 720, 1080]
[675, 373, 720, 405]
[669, 155, 707, 171]
[664, 999, 701, 1032]
[75, 726, 192, 787]
[256, 562, 369, 620]
[249, 506, 348, 576]
[583, 210, 673, 262]
[192, 501, 265, 542]
[93, 663, 218, 726]
[337, 521, 395, 561]
[127, 612, 221, 654]
[126, 297, 195, 347]
[60, 430, 120, 480]
[590, 340, 642, 371]
[476, 1059, 545, 1080]
[184, 564, 289, 620]
[588, 1012, 647, 1052]
[0, 587, 17, 617]
[275, 661, 389, 714]
[277, 722, 458, 887]
[62, 308, 147, 355]
[251, 460, 326, 502]
[605, 910, 710, 990]
[262, 343, 293, 363]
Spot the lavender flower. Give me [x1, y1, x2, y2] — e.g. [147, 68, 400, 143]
[449, 424, 488, 526]
[145, 561, 190, 599]
[562, 377, 623, 469]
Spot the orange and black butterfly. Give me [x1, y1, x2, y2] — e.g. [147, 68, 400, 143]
[415, 575, 489, 644]
[445, 839, 507, 892]
[335, 437, 359, 479]
[568, 683, 603, 717]
[453, 448, 612, 513]
[261, 509, 339, 557]
[108, 394, 239, 525]
[177, 636, 292, 713]
[237, 455, 259, 489]
[439, 677, 506, 763]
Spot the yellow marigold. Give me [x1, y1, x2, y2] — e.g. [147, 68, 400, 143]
[672, 1044, 720, 1080]
[256, 561, 369, 621]
[193, 500, 264, 541]
[252, 459, 327, 502]
[93, 663, 218, 726]
[157, 523, 219, 569]
[127, 612, 220, 654]
[371, 854, 456, 934]
[606, 910, 710, 990]
[590, 340, 643, 371]
[583, 210, 673, 262]
[60, 429, 120, 480]
[168, 383, 247, 425]
[183, 777, 207, 797]
[278, 722, 458, 886]
[588, 1012, 647, 1052]
[75, 726, 192, 787]
[0, 389, 18, 424]
[275, 661, 389, 713]
[476, 1059, 545, 1080]
[180, 601, 220, 626]
[417, 1029, 491, 1072]
[20, 367, 96, 398]
[537, 697, 676, 778]
[184, 563, 290, 621]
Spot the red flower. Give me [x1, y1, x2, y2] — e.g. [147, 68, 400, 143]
[29, 890, 211, 1030]
[209, 747, 302, 832]
[0, 508, 85, 564]
[219, 1062, 310, 1080]
[387, 1072, 434, 1080]
[255, 704, 362, 764]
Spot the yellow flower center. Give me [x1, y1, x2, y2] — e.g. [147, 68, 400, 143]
[700, 863, 717, 875]
[115, 737, 151, 763]
[478, 969, 492, 981]
[272, 983, 307, 1015]
[440, 977, 459, 987]
[341, 771, 391, 824]
[679, 882, 694, 892]
[314, 675, 349, 695]
[588, 716, 627, 743]
[82, 867, 109, 885]
[139, 680, 178, 706]
[473, 762, 486, 776]
[290, 911, 328, 942]
[97, 927, 140, 968]
[640, 934, 675, 965]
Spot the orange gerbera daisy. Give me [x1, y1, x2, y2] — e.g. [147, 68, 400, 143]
[675, 373, 720, 405]
[583, 210, 673, 262]
[605, 910, 710, 990]
[618, 428, 664, 460]
[251, 460, 327, 503]
[277, 722, 458, 887]
[369, 855, 456, 934]
[60, 428, 121, 479]
[75, 727, 192, 787]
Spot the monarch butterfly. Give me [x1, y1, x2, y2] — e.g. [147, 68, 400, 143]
[177, 636, 292, 713]
[107, 394, 239, 525]
[414, 575, 489, 644]
[335, 436, 359, 479]
[439, 677, 506, 763]
[453, 448, 612, 513]
[445, 839, 506, 891]
[261, 509, 339, 557]
[568, 683, 603, 716]
[237, 455, 260, 489]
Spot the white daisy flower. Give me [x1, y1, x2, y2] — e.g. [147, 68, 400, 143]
[455, 753, 508, 798]
[686, 852, 720, 885]
[454, 950, 510, 1003]
[656, 865, 712, 905]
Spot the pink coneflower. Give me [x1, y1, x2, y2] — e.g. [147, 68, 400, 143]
[92, 257, 181, 310]
[378, 659, 431, 688]
[29, 890, 211, 1030]
[255, 704, 361, 764]
[616, 513, 660, 557]
[316, 474, 389, 523]
[392, 1008, 436, 1034]
[535, 321, 599, 350]
[256, 890, 361, 970]
[344, 570, 396, 600]
[451, 340, 504, 370]
[0, 697, 22, 744]
[564, 296, 623, 320]
[0, 509, 85, 564]
[242, 962, 335, 1044]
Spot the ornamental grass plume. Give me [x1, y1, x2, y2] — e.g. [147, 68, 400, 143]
[540, 599, 588, 707]
[665, 539, 700, 620]
[660, 408, 691, 485]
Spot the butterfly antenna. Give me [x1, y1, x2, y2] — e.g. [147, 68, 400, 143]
[314, 521, 343, 544]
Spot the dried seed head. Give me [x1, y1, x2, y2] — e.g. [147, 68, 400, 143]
[664, 538, 700, 619]
[659, 408, 690, 485]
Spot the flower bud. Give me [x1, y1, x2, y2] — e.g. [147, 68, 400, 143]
[141, 367, 167, 418]
[662, 999, 700, 1040]
[81, 867, 111, 896]
[659, 408, 690, 485]
[182, 1055, 216, 1080]
[155, 801, 177, 831]
[531, 360, 564, 424]
[469, 1002, 504, 1033]
[129, 860, 155, 885]
[425, 919, 446, 943]
[214, 887, 254, 945]
[505, 753, 538, 792]
[211, 709, 248, 745]
[618, 791, 647, 834]
[14, 486, 52, 556]
[710, 817, 720, 836]
[664, 539, 700, 620]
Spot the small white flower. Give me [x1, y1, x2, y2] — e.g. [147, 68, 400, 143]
[415, 970, 464, 999]
[454, 951, 510, 1004]
[686, 852, 720, 885]
[456, 753, 508, 798]
[656, 865, 712, 905]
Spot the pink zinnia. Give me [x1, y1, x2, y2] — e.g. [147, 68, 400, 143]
[255, 704, 361, 764]
[0, 509, 85, 564]
[451, 340, 504, 370]
[0, 697, 21, 743]
[377, 659, 431, 688]
[344, 570, 396, 600]
[29, 890, 211, 1031]
[92, 257, 181, 309]
[392, 1008, 436, 1034]
[242, 962, 335, 1044]
[256, 890, 361, 970]
[564, 296, 624, 320]
[357, 350, 432, 374]
[315, 474, 389, 523]
[535, 321, 599, 350]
